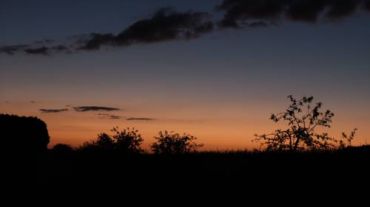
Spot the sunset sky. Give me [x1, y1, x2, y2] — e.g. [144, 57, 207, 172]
[1, 0, 370, 150]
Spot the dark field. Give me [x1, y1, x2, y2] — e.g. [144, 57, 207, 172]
[40, 147, 370, 190]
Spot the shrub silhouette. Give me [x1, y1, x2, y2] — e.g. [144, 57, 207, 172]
[79, 127, 143, 154]
[340, 128, 358, 149]
[151, 131, 203, 154]
[255, 96, 357, 151]
[112, 127, 143, 153]
[51, 144, 75, 154]
[0, 114, 49, 155]
[95, 133, 115, 151]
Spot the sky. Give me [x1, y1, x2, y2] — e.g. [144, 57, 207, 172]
[1, 0, 370, 150]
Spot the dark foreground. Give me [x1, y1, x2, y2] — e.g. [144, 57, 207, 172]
[4, 146, 370, 203]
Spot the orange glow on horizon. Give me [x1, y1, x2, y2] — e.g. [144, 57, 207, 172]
[1, 99, 368, 151]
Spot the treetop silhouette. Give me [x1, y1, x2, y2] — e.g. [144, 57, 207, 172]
[151, 131, 203, 154]
[0, 114, 49, 154]
[79, 127, 143, 154]
[255, 95, 357, 151]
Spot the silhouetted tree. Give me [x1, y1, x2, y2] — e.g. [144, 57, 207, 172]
[79, 133, 113, 152]
[255, 96, 356, 151]
[79, 127, 143, 154]
[0, 114, 49, 155]
[50, 144, 75, 162]
[151, 131, 203, 154]
[112, 127, 143, 153]
[51, 144, 75, 154]
[96, 133, 115, 150]
[0, 114, 50, 182]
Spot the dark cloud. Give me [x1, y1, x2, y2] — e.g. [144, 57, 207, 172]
[81, 33, 116, 50]
[248, 21, 271, 27]
[218, 0, 370, 28]
[0, 44, 28, 55]
[74, 106, 120, 112]
[0, 8, 213, 55]
[80, 8, 214, 50]
[24, 47, 49, 55]
[1, 2, 369, 56]
[51, 45, 69, 52]
[126, 117, 156, 121]
[97, 113, 122, 120]
[366, 0, 370, 10]
[34, 39, 54, 44]
[0, 43, 70, 56]
[40, 108, 69, 113]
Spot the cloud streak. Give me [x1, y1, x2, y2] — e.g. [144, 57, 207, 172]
[40, 108, 69, 113]
[218, 0, 370, 28]
[74, 106, 120, 112]
[81, 8, 214, 50]
[97, 113, 122, 120]
[0, 43, 72, 56]
[126, 117, 156, 121]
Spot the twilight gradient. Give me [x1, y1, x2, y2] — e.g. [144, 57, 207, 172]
[1, 0, 369, 149]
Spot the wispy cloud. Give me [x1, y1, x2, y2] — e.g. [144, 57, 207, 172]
[74, 106, 120, 112]
[97, 113, 122, 120]
[0, 42, 72, 56]
[126, 117, 156, 121]
[40, 108, 69, 113]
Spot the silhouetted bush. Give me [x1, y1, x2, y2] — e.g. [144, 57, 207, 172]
[112, 127, 143, 153]
[0, 114, 49, 155]
[151, 131, 203, 154]
[51, 144, 74, 154]
[79, 127, 143, 154]
[255, 96, 357, 151]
